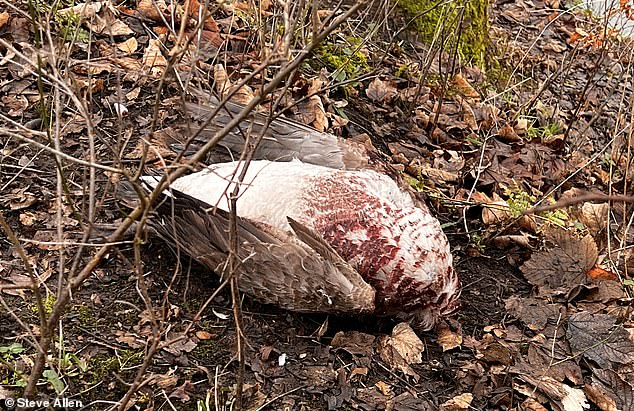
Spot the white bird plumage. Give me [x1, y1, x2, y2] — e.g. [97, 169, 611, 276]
[122, 97, 460, 329]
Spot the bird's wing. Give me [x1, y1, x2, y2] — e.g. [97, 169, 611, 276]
[174, 95, 352, 169]
[117, 182, 375, 314]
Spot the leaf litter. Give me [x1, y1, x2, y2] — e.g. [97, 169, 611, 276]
[1, 0, 634, 408]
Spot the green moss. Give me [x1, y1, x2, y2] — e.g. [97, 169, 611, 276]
[87, 350, 143, 382]
[398, 0, 489, 67]
[192, 338, 220, 358]
[72, 304, 96, 327]
[312, 36, 369, 82]
[30, 295, 56, 317]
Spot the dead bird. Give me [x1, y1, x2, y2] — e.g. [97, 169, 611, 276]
[120, 99, 459, 330]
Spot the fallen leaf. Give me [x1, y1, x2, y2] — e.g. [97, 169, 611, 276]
[505, 297, 562, 331]
[195, 330, 214, 340]
[349, 367, 368, 380]
[302, 95, 328, 131]
[586, 266, 618, 282]
[143, 38, 168, 78]
[520, 231, 598, 293]
[136, 0, 167, 21]
[0, 11, 9, 29]
[520, 398, 549, 411]
[117, 37, 138, 54]
[481, 192, 513, 226]
[436, 319, 463, 351]
[379, 323, 424, 381]
[375, 380, 392, 396]
[583, 383, 618, 411]
[331, 330, 376, 358]
[515, 117, 529, 135]
[567, 312, 634, 369]
[169, 380, 195, 402]
[588, 368, 633, 411]
[498, 123, 522, 142]
[452, 73, 479, 98]
[366, 78, 397, 103]
[440, 393, 473, 411]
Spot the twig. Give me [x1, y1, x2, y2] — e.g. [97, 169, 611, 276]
[254, 385, 307, 411]
[524, 193, 634, 214]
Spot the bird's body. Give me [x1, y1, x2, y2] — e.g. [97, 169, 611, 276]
[152, 159, 457, 326]
[122, 96, 459, 329]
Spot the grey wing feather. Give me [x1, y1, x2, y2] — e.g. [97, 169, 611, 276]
[177, 97, 347, 169]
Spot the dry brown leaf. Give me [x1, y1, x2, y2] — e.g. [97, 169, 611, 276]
[498, 123, 522, 142]
[195, 330, 214, 340]
[59, 1, 133, 36]
[117, 37, 138, 54]
[459, 97, 478, 131]
[136, 0, 167, 22]
[19, 211, 40, 226]
[515, 375, 589, 411]
[520, 398, 549, 411]
[210, 65, 254, 103]
[57, 1, 103, 20]
[452, 73, 479, 98]
[111, 56, 144, 72]
[505, 296, 562, 331]
[150, 373, 178, 389]
[366, 78, 397, 103]
[114, 331, 145, 348]
[585, 267, 618, 282]
[126, 87, 141, 101]
[169, 380, 195, 402]
[0, 11, 9, 29]
[491, 233, 532, 248]
[579, 202, 609, 237]
[567, 312, 634, 368]
[187, 0, 220, 31]
[440, 393, 473, 411]
[515, 117, 529, 135]
[331, 330, 375, 358]
[379, 323, 424, 381]
[0, 268, 52, 299]
[213, 64, 231, 97]
[349, 367, 368, 380]
[307, 95, 327, 131]
[588, 368, 632, 411]
[143, 38, 168, 78]
[520, 232, 598, 293]
[583, 383, 618, 411]
[481, 192, 513, 226]
[436, 319, 463, 351]
[1, 94, 29, 117]
[161, 335, 198, 355]
[375, 381, 392, 396]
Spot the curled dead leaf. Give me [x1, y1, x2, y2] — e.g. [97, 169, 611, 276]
[452, 73, 479, 98]
[379, 323, 424, 381]
[515, 117, 529, 135]
[375, 380, 392, 396]
[143, 38, 168, 78]
[498, 123, 522, 142]
[436, 319, 463, 351]
[0, 11, 9, 29]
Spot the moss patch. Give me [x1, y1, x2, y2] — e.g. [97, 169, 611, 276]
[311, 36, 369, 83]
[398, 0, 489, 67]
